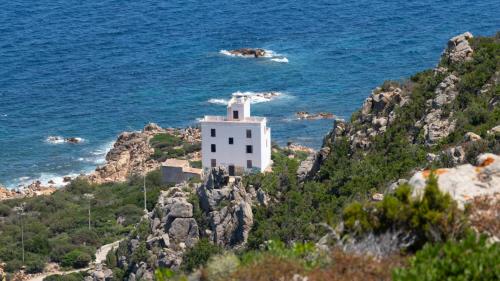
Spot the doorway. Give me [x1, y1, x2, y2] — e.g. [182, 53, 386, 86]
[228, 165, 235, 176]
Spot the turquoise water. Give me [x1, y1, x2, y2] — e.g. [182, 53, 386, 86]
[0, 0, 499, 187]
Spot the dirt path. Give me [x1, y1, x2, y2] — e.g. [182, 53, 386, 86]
[26, 240, 122, 281]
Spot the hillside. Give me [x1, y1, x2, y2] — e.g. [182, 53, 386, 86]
[0, 32, 499, 281]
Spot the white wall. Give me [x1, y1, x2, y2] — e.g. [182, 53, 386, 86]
[226, 100, 250, 121]
[201, 121, 269, 172]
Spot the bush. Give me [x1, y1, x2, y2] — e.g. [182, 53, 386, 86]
[393, 233, 499, 281]
[342, 175, 467, 250]
[202, 253, 240, 281]
[181, 238, 222, 272]
[25, 255, 46, 273]
[61, 249, 92, 268]
[43, 272, 87, 281]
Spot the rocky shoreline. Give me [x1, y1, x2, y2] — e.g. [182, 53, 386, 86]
[0, 123, 201, 201]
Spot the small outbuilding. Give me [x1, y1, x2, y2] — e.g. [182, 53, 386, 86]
[161, 159, 202, 184]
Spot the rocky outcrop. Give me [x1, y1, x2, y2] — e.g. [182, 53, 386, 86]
[420, 74, 460, 144]
[409, 153, 500, 209]
[197, 167, 254, 248]
[86, 124, 200, 184]
[0, 181, 56, 201]
[228, 48, 266, 58]
[87, 124, 163, 184]
[117, 183, 200, 280]
[349, 85, 409, 149]
[442, 32, 474, 64]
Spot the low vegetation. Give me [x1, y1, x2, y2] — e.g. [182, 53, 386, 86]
[0, 170, 169, 273]
[150, 133, 201, 162]
[393, 233, 499, 281]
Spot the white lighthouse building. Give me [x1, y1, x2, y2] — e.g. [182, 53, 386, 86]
[200, 94, 272, 175]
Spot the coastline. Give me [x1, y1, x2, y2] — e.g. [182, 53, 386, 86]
[0, 123, 202, 201]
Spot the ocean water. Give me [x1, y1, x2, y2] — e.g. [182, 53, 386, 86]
[0, 0, 498, 188]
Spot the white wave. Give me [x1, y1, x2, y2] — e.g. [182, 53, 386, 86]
[10, 172, 80, 189]
[219, 48, 289, 63]
[219, 50, 240, 57]
[207, 98, 229, 105]
[89, 140, 115, 164]
[270, 57, 289, 63]
[1, 114, 7, 117]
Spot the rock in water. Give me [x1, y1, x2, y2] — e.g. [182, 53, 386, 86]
[228, 48, 266, 58]
[296, 111, 336, 120]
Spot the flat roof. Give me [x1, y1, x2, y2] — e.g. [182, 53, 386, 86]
[162, 158, 189, 168]
[200, 115, 266, 123]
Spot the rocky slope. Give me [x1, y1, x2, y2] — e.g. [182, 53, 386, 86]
[304, 32, 499, 181]
[106, 167, 265, 280]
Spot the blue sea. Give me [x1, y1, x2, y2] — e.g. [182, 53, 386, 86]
[0, 0, 498, 188]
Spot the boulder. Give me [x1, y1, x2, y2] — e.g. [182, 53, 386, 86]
[465, 132, 482, 142]
[409, 153, 500, 208]
[168, 218, 199, 247]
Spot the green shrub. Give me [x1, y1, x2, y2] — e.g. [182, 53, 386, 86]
[25, 254, 46, 273]
[43, 272, 87, 281]
[61, 249, 92, 268]
[342, 175, 467, 250]
[130, 242, 149, 264]
[393, 233, 500, 281]
[181, 238, 223, 272]
[0, 203, 11, 216]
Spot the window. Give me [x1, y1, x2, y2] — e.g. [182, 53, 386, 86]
[246, 145, 253, 154]
[233, 110, 239, 119]
[211, 144, 216, 152]
[211, 159, 216, 167]
[247, 160, 252, 169]
[246, 129, 252, 138]
[210, 128, 216, 137]
[228, 137, 234, 144]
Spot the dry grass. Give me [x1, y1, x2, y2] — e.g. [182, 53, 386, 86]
[468, 193, 500, 239]
[223, 250, 406, 281]
[307, 250, 406, 281]
[227, 255, 306, 281]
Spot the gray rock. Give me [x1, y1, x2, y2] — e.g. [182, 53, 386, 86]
[168, 218, 199, 247]
[443, 32, 474, 64]
[168, 201, 193, 218]
[256, 189, 268, 206]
